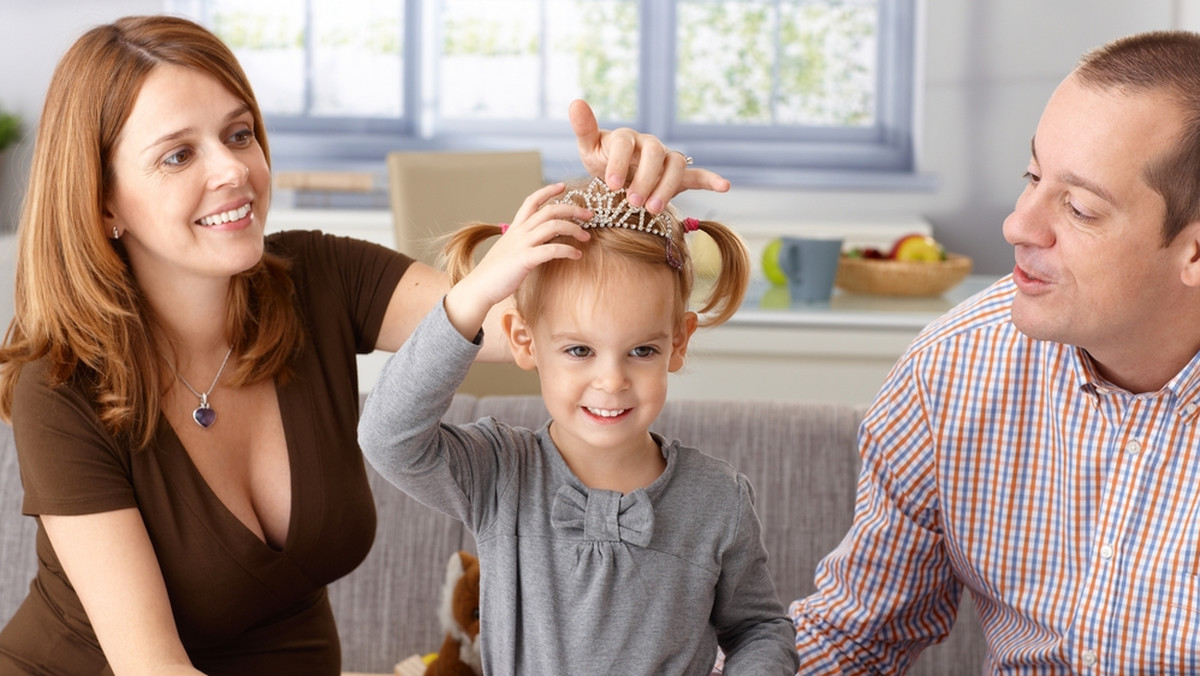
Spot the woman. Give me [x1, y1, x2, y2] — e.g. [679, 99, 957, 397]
[0, 15, 727, 675]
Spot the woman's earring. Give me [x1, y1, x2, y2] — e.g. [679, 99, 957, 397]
[111, 226, 121, 240]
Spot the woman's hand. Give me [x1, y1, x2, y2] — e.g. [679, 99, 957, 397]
[442, 183, 592, 341]
[569, 99, 730, 214]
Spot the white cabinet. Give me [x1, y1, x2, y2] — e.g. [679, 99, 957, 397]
[677, 279, 992, 405]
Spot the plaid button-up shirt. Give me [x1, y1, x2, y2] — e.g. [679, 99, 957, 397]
[791, 276, 1200, 674]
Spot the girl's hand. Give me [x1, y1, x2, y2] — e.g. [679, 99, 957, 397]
[569, 99, 731, 214]
[443, 183, 591, 340]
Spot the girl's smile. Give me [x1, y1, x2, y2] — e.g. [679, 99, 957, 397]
[509, 260, 697, 490]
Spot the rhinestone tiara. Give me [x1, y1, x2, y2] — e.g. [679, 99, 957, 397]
[554, 177, 679, 239]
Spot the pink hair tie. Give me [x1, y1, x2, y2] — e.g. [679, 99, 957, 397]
[499, 223, 510, 234]
[682, 217, 700, 232]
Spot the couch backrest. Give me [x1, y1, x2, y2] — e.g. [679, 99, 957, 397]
[326, 394, 480, 668]
[333, 395, 985, 673]
[0, 419, 37, 626]
[0, 396, 986, 674]
[332, 395, 882, 669]
[444, 396, 871, 602]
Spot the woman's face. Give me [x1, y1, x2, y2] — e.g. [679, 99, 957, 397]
[105, 64, 270, 294]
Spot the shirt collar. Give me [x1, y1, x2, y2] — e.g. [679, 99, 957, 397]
[1074, 344, 1200, 414]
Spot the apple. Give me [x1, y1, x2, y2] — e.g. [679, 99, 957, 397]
[846, 247, 885, 259]
[761, 238, 788, 286]
[888, 233, 945, 262]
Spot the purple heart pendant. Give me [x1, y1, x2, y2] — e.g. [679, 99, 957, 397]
[193, 406, 216, 429]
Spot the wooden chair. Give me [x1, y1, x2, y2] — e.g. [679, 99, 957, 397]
[385, 150, 545, 396]
[386, 150, 544, 266]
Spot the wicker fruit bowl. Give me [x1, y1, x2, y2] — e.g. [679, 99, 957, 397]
[835, 253, 973, 297]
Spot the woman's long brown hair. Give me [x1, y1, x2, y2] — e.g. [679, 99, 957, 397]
[0, 15, 304, 449]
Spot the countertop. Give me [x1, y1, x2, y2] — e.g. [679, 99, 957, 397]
[727, 274, 1001, 331]
[0, 227, 998, 341]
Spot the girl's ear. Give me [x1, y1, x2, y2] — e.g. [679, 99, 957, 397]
[503, 309, 538, 371]
[668, 311, 699, 373]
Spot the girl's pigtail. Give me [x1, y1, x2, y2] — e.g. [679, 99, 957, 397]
[440, 222, 505, 284]
[690, 220, 750, 327]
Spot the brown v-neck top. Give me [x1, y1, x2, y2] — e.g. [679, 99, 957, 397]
[0, 230, 411, 675]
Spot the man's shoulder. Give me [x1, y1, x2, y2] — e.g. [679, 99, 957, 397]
[909, 275, 1020, 352]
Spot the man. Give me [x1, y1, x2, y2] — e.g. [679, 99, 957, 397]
[791, 30, 1200, 674]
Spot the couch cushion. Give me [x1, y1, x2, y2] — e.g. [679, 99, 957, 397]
[0, 419, 37, 629]
[465, 396, 985, 675]
[331, 393, 479, 671]
[464, 396, 865, 601]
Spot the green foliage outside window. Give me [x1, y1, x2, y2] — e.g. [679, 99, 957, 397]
[570, 2, 639, 122]
[677, 0, 876, 127]
[0, 109, 19, 152]
[199, 0, 882, 132]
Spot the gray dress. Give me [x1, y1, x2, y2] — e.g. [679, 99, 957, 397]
[359, 302, 798, 675]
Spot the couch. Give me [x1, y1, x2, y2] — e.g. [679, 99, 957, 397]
[0, 395, 986, 674]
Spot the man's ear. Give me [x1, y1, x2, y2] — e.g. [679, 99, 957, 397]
[668, 311, 699, 373]
[502, 309, 538, 371]
[1181, 221, 1200, 288]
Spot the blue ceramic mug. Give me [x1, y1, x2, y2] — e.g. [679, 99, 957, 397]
[778, 237, 843, 302]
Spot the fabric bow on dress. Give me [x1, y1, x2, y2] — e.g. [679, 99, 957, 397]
[549, 484, 655, 547]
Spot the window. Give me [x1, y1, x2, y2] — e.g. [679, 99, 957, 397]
[167, 0, 921, 188]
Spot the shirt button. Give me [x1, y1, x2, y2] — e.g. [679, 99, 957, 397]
[1185, 402, 1198, 416]
[1099, 545, 1114, 559]
[1082, 649, 1098, 667]
[1126, 440, 1142, 455]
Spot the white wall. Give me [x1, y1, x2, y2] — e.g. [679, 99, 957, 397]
[0, 1, 1185, 275]
[0, 0, 163, 232]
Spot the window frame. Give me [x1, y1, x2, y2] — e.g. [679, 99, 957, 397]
[172, 0, 927, 190]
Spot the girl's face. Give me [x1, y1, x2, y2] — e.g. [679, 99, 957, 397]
[105, 64, 270, 294]
[508, 262, 696, 460]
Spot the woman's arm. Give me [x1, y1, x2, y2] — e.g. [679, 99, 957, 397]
[374, 185, 589, 358]
[372, 261, 453, 355]
[41, 509, 206, 676]
[371, 264, 520, 362]
[370, 264, 524, 362]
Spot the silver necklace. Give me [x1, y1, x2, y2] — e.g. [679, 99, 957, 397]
[173, 346, 233, 429]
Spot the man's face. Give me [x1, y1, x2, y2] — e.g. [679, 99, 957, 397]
[1002, 74, 1197, 375]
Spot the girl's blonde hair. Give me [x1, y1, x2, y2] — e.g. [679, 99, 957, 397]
[442, 178, 749, 331]
[0, 15, 304, 448]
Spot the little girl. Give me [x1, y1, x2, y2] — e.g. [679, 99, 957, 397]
[358, 178, 799, 674]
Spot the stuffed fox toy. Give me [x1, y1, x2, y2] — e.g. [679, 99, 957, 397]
[425, 550, 482, 676]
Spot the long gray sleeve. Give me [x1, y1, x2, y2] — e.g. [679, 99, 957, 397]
[358, 302, 797, 674]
